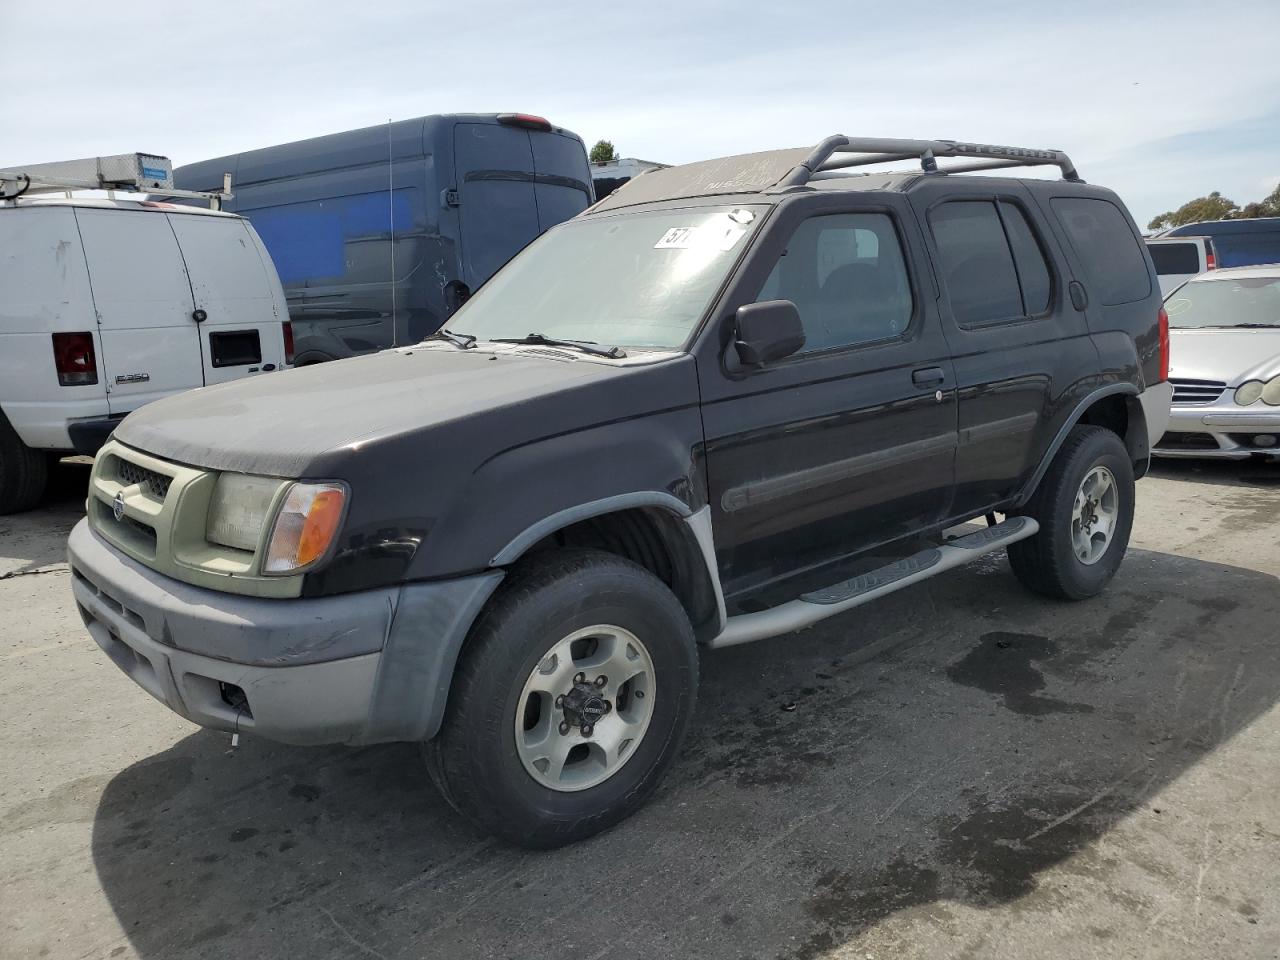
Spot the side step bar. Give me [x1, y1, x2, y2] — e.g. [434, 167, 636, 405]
[707, 516, 1039, 649]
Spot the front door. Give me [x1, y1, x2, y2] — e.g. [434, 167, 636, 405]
[697, 196, 958, 603]
[168, 214, 285, 385]
[74, 208, 204, 416]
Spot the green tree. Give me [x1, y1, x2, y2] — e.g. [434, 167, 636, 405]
[1147, 191, 1240, 232]
[1238, 183, 1280, 220]
[589, 139, 619, 164]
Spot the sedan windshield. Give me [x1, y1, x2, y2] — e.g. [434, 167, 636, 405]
[445, 205, 767, 351]
[1166, 275, 1280, 329]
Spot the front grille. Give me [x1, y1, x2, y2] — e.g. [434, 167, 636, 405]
[1156, 431, 1219, 450]
[111, 456, 173, 500]
[1170, 378, 1227, 405]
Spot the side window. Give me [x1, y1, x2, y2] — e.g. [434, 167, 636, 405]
[929, 201, 1023, 327]
[1050, 197, 1151, 305]
[1000, 202, 1052, 315]
[754, 213, 913, 354]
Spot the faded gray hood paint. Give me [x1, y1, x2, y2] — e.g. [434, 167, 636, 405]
[114, 347, 641, 476]
[1169, 329, 1280, 384]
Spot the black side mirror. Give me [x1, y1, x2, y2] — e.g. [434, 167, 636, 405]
[734, 300, 805, 366]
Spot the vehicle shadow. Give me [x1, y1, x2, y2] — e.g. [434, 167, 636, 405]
[1148, 455, 1280, 489]
[89, 546, 1280, 959]
[0, 458, 90, 576]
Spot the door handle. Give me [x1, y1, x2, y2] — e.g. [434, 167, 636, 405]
[192, 309, 208, 323]
[912, 366, 945, 387]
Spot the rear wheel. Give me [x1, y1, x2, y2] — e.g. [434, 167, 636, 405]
[425, 549, 698, 848]
[1008, 425, 1134, 600]
[0, 414, 49, 515]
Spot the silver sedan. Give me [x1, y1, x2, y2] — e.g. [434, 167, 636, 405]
[1156, 264, 1280, 460]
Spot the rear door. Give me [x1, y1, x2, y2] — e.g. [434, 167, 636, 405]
[529, 131, 593, 230]
[912, 181, 1093, 514]
[453, 122, 542, 290]
[74, 208, 203, 415]
[167, 213, 285, 385]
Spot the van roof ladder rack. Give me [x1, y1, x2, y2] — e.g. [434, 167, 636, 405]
[0, 153, 232, 208]
[779, 136, 1081, 187]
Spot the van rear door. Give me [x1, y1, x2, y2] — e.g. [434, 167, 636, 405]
[453, 122, 543, 289]
[73, 208, 204, 416]
[529, 131, 593, 230]
[168, 214, 285, 384]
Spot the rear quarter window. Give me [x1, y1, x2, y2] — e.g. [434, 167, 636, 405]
[1147, 242, 1201, 276]
[1051, 197, 1151, 305]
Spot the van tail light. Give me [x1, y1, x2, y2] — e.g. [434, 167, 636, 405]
[282, 321, 295, 365]
[1205, 243, 1216, 271]
[51, 332, 98, 386]
[497, 113, 552, 132]
[1158, 306, 1170, 383]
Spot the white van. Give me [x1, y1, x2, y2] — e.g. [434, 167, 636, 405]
[0, 197, 291, 513]
[1146, 235, 1216, 297]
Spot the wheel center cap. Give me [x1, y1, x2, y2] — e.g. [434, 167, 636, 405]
[561, 683, 610, 728]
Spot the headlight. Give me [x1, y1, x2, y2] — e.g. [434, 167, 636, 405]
[264, 482, 347, 574]
[1236, 380, 1265, 405]
[207, 474, 282, 551]
[1264, 375, 1280, 406]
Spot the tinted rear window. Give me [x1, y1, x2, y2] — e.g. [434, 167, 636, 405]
[1214, 233, 1280, 268]
[1051, 197, 1151, 305]
[929, 201, 1024, 326]
[1148, 242, 1201, 275]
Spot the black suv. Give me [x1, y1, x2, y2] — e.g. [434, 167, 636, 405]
[68, 136, 1173, 847]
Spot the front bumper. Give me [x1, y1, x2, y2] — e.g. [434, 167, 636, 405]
[1154, 402, 1280, 460]
[68, 519, 503, 745]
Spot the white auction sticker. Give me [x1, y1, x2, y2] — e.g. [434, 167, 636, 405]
[654, 222, 747, 251]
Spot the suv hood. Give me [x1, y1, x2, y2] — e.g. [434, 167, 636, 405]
[1169, 328, 1280, 383]
[114, 347, 690, 477]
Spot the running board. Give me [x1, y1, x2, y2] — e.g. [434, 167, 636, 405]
[707, 516, 1039, 649]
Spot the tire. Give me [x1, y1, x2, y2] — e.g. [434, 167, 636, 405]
[1008, 425, 1135, 600]
[424, 549, 698, 848]
[0, 413, 49, 515]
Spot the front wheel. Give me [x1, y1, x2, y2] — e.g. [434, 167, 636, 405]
[1008, 425, 1135, 600]
[424, 549, 698, 848]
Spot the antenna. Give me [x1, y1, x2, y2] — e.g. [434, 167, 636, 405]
[387, 118, 397, 347]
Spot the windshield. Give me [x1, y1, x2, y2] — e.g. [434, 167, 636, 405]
[1165, 275, 1280, 329]
[445, 205, 768, 350]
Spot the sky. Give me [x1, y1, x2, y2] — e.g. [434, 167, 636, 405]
[4, 0, 1279, 229]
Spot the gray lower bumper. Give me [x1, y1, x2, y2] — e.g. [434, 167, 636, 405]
[67, 519, 503, 745]
[1154, 402, 1280, 460]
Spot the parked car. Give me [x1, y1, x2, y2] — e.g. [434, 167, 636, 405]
[174, 114, 593, 365]
[1, 155, 290, 514]
[68, 135, 1170, 847]
[589, 157, 668, 200]
[1146, 235, 1215, 296]
[1154, 264, 1280, 460]
[1157, 217, 1280, 268]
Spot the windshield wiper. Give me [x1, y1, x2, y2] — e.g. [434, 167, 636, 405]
[492, 333, 627, 359]
[427, 328, 477, 349]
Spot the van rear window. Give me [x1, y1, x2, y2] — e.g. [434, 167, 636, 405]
[1051, 197, 1151, 305]
[1148, 242, 1201, 275]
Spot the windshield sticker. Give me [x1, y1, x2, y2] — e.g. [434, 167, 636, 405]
[654, 223, 748, 252]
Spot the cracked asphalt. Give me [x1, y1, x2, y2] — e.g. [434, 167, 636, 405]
[2, 457, 1278, 960]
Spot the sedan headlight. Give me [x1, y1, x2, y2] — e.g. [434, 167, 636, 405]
[206, 475, 347, 574]
[1236, 376, 1280, 406]
[263, 482, 348, 574]
[1264, 375, 1280, 406]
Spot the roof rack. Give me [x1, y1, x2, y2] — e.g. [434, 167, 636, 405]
[0, 152, 232, 209]
[779, 136, 1080, 187]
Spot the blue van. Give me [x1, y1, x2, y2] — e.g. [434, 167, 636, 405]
[1161, 217, 1280, 269]
[174, 114, 593, 364]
